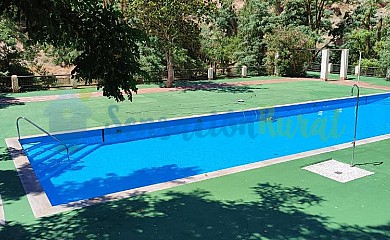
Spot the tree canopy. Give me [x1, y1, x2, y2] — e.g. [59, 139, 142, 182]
[0, 17, 31, 76]
[264, 27, 314, 76]
[128, 0, 214, 87]
[1, 0, 143, 101]
[1, 0, 389, 100]
[235, 0, 272, 70]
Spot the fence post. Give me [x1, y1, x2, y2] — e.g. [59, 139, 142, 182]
[70, 78, 78, 88]
[11, 75, 19, 92]
[241, 66, 248, 77]
[354, 66, 360, 76]
[208, 67, 214, 80]
[328, 63, 333, 74]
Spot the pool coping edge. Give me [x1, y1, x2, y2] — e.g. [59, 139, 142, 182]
[0, 194, 5, 225]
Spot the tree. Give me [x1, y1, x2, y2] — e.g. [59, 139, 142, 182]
[264, 27, 314, 77]
[379, 37, 390, 73]
[1, 0, 143, 101]
[201, 27, 240, 70]
[379, 13, 390, 73]
[215, 0, 238, 37]
[301, 0, 334, 33]
[235, 0, 272, 70]
[137, 36, 165, 83]
[129, 0, 214, 87]
[200, 0, 240, 70]
[344, 0, 386, 64]
[346, 29, 377, 59]
[0, 17, 31, 76]
[257, 1, 338, 38]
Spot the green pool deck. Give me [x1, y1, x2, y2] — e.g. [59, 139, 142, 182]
[349, 75, 390, 87]
[0, 76, 282, 99]
[307, 71, 390, 87]
[1, 78, 390, 239]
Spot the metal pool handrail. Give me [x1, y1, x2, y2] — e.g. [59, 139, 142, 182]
[16, 117, 70, 161]
[351, 84, 360, 166]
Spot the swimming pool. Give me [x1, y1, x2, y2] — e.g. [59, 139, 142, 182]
[13, 93, 390, 210]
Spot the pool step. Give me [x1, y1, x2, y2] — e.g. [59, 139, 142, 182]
[31, 144, 88, 169]
[35, 144, 101, 180]
[26, 144, 69, 165]
[24, 142, 58, 157]
[22, 142, 46, 152]
[29, 144, 85, 166]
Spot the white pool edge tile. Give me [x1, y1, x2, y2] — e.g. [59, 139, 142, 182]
[0, 194, 5, 226]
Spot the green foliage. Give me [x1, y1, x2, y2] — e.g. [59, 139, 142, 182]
[215, 0, 238, 37]
[264, 27, 314, 77]
[201, 25, 240, 68]
[1, 0, 389, 96]
[137, 37, 165, 83]
[129, 0, 213, 42]
[44, 44, 81, 67]
[379, 37, 390, 71]
[0, 17, 32, 76]
[129, 0, 215, 86]
[346, 29, 377, 63]
[1, 0, 144, 101]
[71, 4, 144, 101]
[200, 0, 239, 68]
[277, 0, 335, 36]
[343, 0, 386, 62]
[173, 47, 199, 70]
[382, 14, 390, 39]
[235, 0, 271, 69]
[360, 58, 380, 68]
[350, 0, 380, 29]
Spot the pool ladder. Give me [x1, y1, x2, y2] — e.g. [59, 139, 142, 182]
[351, 84, 360, 167]
[16, 117, 70, 161]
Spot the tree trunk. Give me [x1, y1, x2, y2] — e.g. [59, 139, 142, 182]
[166, 48, 174, 88]
[274, 1, 283, 15]
[377, 17, 383, 42]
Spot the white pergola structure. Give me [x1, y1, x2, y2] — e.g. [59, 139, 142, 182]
[320, 49, 349, 81]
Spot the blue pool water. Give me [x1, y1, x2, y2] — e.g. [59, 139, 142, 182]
[20, 93, 390, 205]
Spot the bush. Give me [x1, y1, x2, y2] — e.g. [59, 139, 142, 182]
[137, 37, 165, 83]
[379, 38, 390, 72]
[360, 58, 380, 68]
[264, 27, 314, 77]
[44, 45, 80, 67]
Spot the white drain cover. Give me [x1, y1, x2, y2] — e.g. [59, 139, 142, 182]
[303, 159, 374, 183]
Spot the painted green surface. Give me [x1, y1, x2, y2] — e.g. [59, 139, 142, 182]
[307, 71, 390, 87]
[0, 76, 284, 98]
[351, 75, 390, 87]
[0, 86, 101, 98]
[211, 75, 284, 83]
[0, 79, 389, 239]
